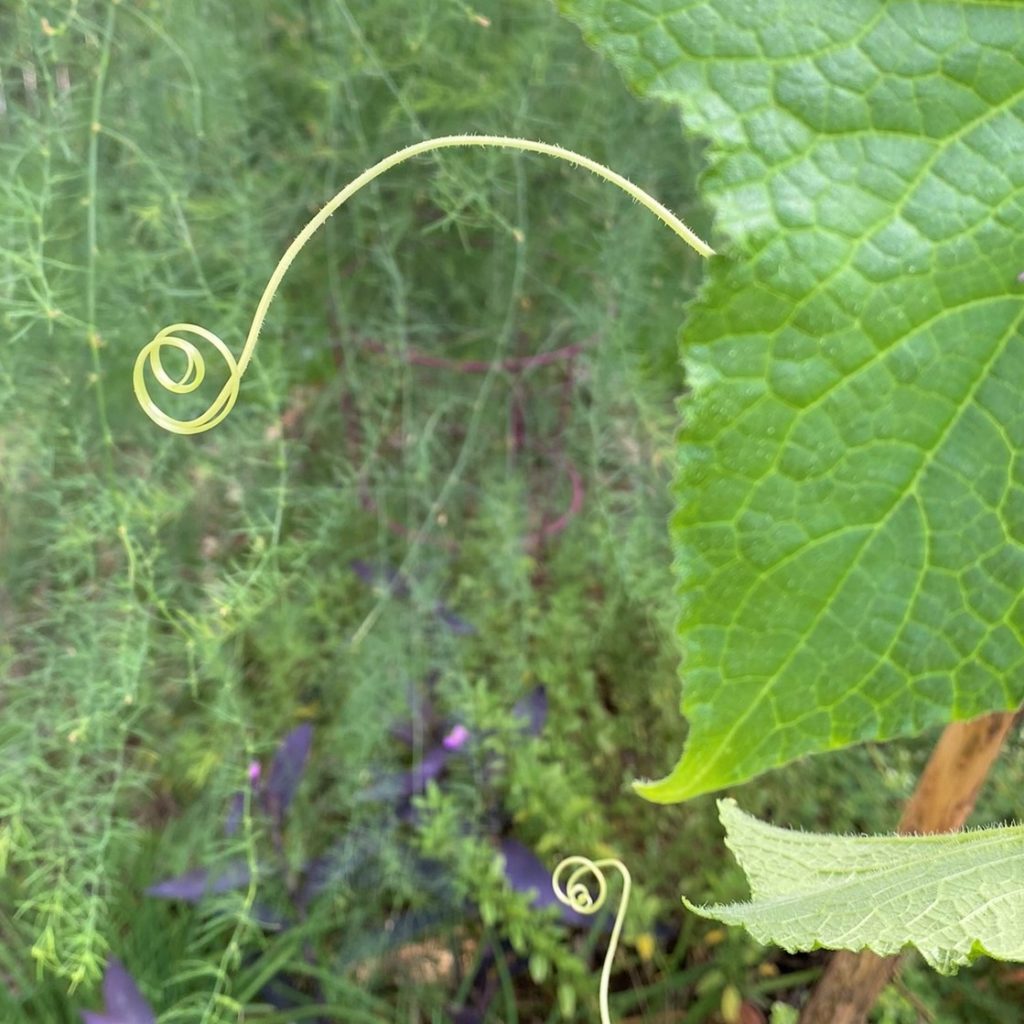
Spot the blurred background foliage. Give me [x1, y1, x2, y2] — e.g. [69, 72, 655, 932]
[1, 1, 1022, 1021]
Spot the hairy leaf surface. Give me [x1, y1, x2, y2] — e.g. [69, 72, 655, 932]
[685, 800, 1024, 973]
[561, 0, 1024, 800]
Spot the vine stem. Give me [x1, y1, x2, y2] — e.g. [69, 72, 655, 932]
[134, 134, 714, 434]
[552, 856, 632, 1024]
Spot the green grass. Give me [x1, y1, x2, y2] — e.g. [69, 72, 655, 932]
[1, 1, 1022, 1021]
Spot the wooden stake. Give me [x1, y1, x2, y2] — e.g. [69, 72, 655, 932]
[798, 709, 1020, 1024]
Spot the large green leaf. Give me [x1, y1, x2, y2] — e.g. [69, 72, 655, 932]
[685, 800, 1024, 973]
[561, 0, 1024, 800]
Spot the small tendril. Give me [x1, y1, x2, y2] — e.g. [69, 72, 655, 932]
[134, 134, 715, 435]
[133, 324, 241, 435]
[552, 855, 632, 1024]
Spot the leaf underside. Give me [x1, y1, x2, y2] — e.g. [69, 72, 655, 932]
[561, 0, 1024, 801]
[686, 800, 1024, 973]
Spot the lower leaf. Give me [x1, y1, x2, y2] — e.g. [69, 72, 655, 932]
[685, 800, 1024, 974]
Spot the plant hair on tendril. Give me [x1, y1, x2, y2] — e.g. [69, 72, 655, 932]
[552, 855, 632, 1024]
[133, 133, 715, 435]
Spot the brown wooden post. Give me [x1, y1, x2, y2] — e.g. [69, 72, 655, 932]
[798, 710, 1020, 1024]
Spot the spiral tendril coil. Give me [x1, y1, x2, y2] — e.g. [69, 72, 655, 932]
[133, 134, 714, 435]
[133, 324, 242, 435]
[553, 855, 632, 1024]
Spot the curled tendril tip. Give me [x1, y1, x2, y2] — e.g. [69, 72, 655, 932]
[553, 854, 631, 1024]
[133, 323, 242, 435]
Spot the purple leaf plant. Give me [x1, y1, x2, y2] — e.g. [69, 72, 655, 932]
[145, 859, 252, 901]
[498, 838, 589, 927]
[265, 723, 313, 829]
[374, 679, 583, 932]
[149, 724, 313, 902]
[81, 958, 155, 1024]
[138, 645, 572, 1020]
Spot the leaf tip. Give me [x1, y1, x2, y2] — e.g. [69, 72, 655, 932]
[631, 773, 691, 804]
[631, 753, 720, 803]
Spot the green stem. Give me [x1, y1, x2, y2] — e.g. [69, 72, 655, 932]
[87, 1, 117, 451]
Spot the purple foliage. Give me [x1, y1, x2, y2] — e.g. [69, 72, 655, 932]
[434, 604, 477, 635]
[511, 685, 547, 737]
[405, 745, 452, 793]
[298, 834, 378, 907]
[226, 730, 311, 836]
[146, 860, 252, 902]
[449, 1009, 488, 1024]
[80, 958, 155, 1024]
[498, 838, 589, 927]
[224, 790, 245, 837]
[350, 560, 476, 635]
[265, 723, 313, 827]
[350, 559, 410, 598]
[358, 744, 450, 805]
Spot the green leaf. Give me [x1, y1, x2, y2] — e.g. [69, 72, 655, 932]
[685, 800, 1024, 974]
[561, 0, 1024, 800]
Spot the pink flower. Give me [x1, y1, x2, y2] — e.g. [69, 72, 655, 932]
[442, 724, 470, 750]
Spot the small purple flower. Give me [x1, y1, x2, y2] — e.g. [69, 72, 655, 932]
[443, 724, 471, 750]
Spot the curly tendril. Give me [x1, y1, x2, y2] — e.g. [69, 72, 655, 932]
[552, 855, 632, 1024]
[133, 323, 241, 434]
[134, 134, 715, 434]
